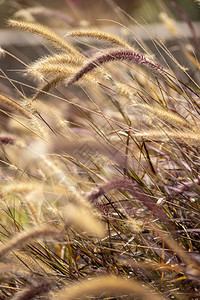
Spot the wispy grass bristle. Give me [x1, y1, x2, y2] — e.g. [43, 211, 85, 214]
[29, 64, 78, 81]
[0, 262, 30, 279]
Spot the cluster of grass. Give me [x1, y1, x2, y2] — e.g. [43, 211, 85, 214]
[0, 1, 200, 299]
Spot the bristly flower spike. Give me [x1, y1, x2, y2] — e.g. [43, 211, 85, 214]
[8, 19, 80, 57]
[66, 28, 132, 49]
[67, 48, 164, 86]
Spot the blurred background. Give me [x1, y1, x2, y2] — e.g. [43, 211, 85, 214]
[0, 0, 199, 28]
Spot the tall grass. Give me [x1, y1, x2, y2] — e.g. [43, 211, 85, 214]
[0, 1, 200, 299]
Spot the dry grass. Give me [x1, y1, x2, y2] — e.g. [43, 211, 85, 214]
[0, 1, 200, 299]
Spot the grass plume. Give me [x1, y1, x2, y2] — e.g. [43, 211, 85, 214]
[27, 53, 84, 80]
[8, 19, 80, 56]
[66, 28, 132, 48]
[11, 282, 51, 300]
[67, 48, 164, 86]
[53, 275, 165, 300]
[88, 179, 171, 224]
[133, 129, 200, 145]
[130, 103, 195, 131]
[63, 203, 106, 238]
[0, 136, 15, 144]
[0, 225, 60, 258]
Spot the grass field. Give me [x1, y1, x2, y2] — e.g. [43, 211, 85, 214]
[0, 1, 200, 299]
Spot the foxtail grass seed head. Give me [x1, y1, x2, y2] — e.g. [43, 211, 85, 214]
[52, 275, 165, 300]
[0, 136, 15, 144]
[67, 48, 164, 86]
[66, 28, 132, 49]
[11, 282, 51, 300]
[8, 19, 80, 56]
[0, 225, 60, 258]
[63, 203, 106, 238]
[27, 53, 84, 80]
[88, 179, 171, 223]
